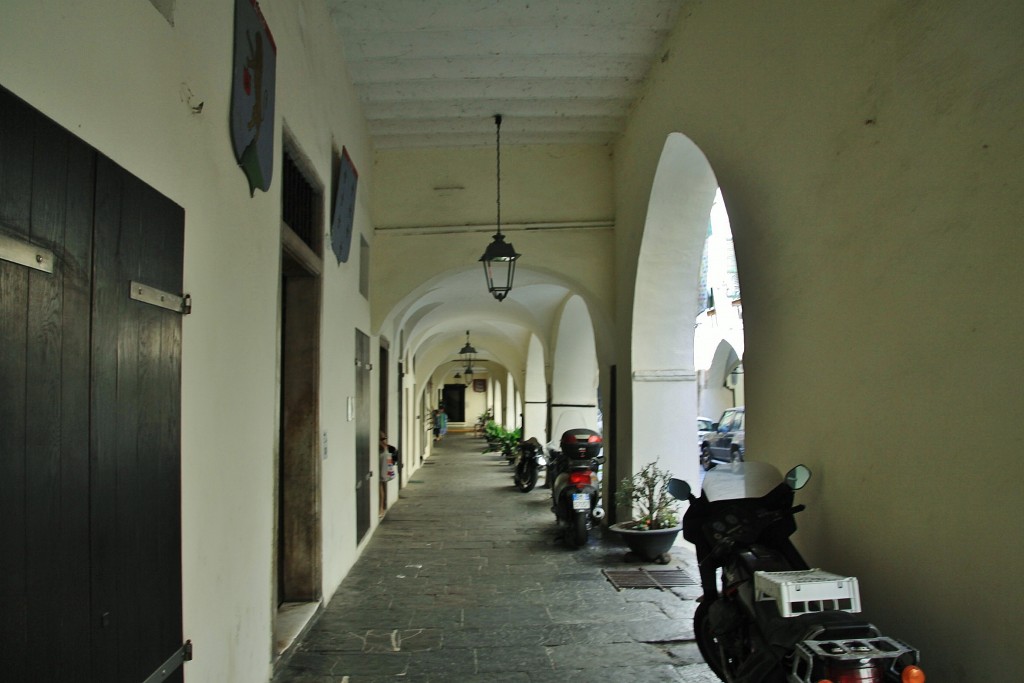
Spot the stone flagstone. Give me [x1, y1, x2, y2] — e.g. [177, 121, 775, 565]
[273, 433, 717, 682]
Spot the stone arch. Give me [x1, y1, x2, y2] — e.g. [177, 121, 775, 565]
[630, 132, 719, 482]
[701, 340, 743, 422]
[551, 295, 600, 437]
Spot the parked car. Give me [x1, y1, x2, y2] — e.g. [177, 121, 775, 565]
[700, 406, 745, 470]
[697, 416, 714, 445]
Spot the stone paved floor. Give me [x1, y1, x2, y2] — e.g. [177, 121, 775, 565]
[273, 433, 719, 682]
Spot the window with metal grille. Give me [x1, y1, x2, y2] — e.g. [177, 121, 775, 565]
[282, 150, 321, 252]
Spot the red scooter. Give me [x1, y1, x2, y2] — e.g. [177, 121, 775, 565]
[546, 428, 605, 548]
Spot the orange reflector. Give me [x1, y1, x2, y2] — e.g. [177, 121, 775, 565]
[902, 666, 926, 683]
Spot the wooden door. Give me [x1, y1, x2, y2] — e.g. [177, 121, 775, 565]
[355, 329, 371, 541]
[442, 384, 467, 422]
[0, 87, 185, 682]
[277, 250, 322, 604]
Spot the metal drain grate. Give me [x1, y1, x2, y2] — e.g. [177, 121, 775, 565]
[603, 568, 697, 591]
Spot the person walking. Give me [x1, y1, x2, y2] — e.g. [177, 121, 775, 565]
[435, 406, 448, 442]
[379, 431, 396, 515]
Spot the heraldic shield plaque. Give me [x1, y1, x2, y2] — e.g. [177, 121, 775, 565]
[331, 147, 359, 263]
[230, 0, 277, 196]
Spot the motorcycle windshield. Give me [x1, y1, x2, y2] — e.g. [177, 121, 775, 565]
[702, 461, 784, 501]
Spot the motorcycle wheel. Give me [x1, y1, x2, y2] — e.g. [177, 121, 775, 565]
[694, 600, 728, 681]
[567, 510, 589, 548]
[518, 462, 538, 492]
[700, 445, 714, 471]
[515, 461, 537, 492]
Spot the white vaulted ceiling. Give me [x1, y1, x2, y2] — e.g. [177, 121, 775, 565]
[326, 0, 685, 149]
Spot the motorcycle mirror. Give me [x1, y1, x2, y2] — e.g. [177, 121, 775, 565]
[785, 465, 811, 490]
[667, 478, 691, 500]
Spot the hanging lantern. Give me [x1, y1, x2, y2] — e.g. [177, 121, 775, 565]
[458, 330, 477, 366]
[480, 114, 520, 301]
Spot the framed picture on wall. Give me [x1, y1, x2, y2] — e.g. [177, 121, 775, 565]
[473, 379, 486, 393]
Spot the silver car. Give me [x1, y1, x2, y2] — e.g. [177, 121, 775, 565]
[697, 416, 714, 445]
[700, 406, 745, 470]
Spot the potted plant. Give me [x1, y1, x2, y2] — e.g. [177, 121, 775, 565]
[610, 459, 682, 564]
[481, 421, 521, 463]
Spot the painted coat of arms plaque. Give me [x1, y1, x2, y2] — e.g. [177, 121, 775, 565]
[230, 0, 277, 196]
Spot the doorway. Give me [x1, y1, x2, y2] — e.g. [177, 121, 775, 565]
[355, 329, 372, 541]
[274, 146, 324, 657]
[276, 249, 322, 608]
[442, 383, 467, 422]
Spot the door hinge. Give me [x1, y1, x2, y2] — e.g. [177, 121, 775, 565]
[130, 281, 192, 314]
[0, 229, 54, 274]
[141, 640, 192, 683]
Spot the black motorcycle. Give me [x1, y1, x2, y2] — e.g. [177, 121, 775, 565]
[670, 463, 926, 683]
[513, 437, 545, 492]
[546, 428, 605, 548]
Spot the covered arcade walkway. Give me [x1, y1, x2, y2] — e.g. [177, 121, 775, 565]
[273, 434, 716, 682]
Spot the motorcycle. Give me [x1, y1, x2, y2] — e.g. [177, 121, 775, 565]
[513, 437, 545, 492]
[546, 428, 605, 548]
[669, 462, 926, 683]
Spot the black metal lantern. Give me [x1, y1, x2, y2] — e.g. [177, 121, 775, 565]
[480, 114, 520, 301]
[458, 330, 477, 366]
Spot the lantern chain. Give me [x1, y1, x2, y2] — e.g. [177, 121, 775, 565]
[495, 114, 502, 235]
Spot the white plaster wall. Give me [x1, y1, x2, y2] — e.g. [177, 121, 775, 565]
[370, 146, 616, 334]
[371, 145, 613, 230]
[615, 2, 1024, 678]
[462, 381, 489, 426]
[0, 1, 373, 681]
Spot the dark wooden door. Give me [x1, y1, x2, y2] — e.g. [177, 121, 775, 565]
[0, 87, 185, 683]
[355, 329, 371, 541]
[442, 384, 467, 422]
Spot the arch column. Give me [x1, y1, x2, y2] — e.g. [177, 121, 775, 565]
[522, 334, 548, 442]
[631, 370, 698, 480]
[504, 372, 521, 431]
[550, 296, 600, 438]
[492, 376, 504, 428]
[629, 132, 719, 487]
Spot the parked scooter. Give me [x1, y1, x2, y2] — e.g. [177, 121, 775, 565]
[670, 463, 926, 683]
[513, 437, 545, 492]
[546, 428, 605, 547]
